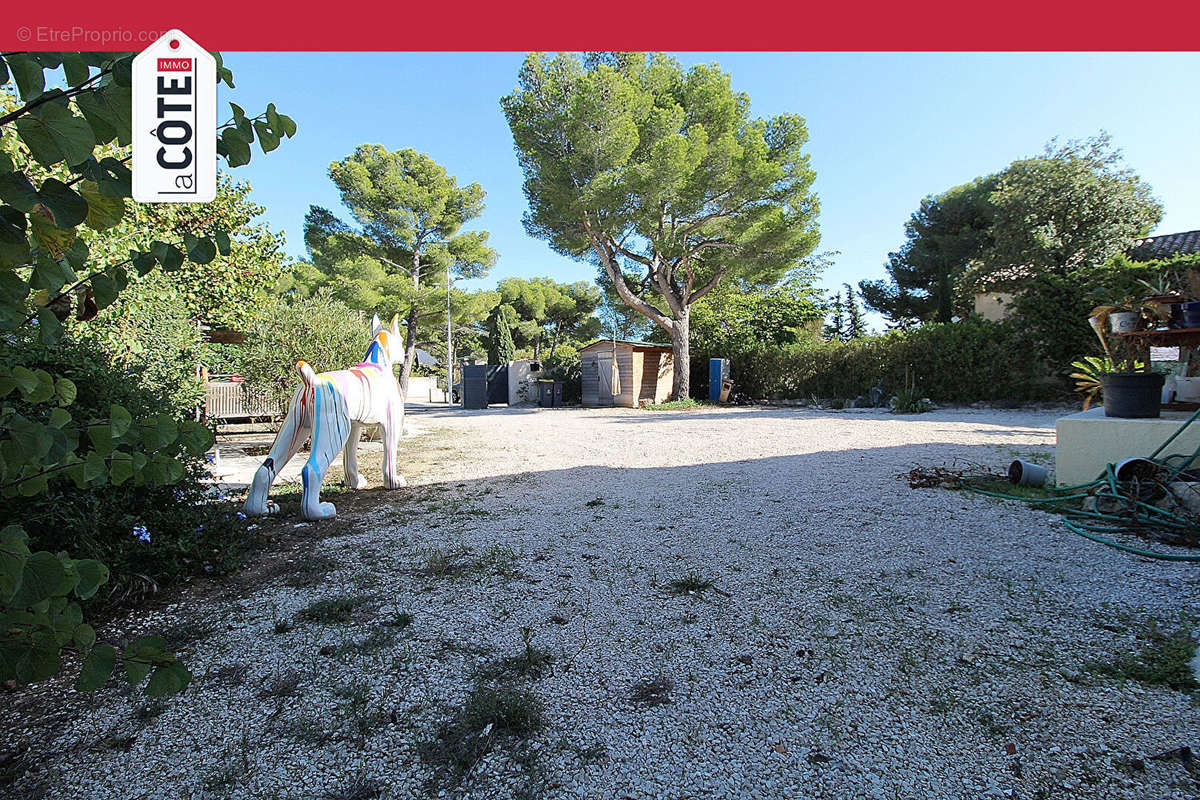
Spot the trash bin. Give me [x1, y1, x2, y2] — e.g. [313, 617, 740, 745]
[719, 378, 733, 403]
[709, 358, 729, 403]
[538, 379, 563, 407]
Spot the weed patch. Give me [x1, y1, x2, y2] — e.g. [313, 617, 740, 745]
[421, 682, 545, 775]
[630, 674, 674, 707]
[667, 572, 715, 595]
[300, 594, 371, 624]
[1087, 621, 1198, 691]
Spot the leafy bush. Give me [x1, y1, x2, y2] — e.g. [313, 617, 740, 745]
[543, 344, 581, 402]
[0, 51, 294, 695]
[239, 291, 374, 412]
[3, 331, 254, 604]
[692, 319, 1059, 403]
[70, 275, 205, 417]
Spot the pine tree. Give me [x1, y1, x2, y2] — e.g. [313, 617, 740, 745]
[844, 283, 867, 339]
[487, 304, 516, 364]
[823, 290, 845, 342]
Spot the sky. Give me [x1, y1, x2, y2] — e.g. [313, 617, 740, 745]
[222, 52, 1200, 326]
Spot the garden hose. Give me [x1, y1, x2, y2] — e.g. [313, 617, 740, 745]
[965, 410, 1200, 562]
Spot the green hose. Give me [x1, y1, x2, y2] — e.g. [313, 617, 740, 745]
[965, 409, 1200, 562]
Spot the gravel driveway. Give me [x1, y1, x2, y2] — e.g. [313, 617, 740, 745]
[5, 405, 1200, 800]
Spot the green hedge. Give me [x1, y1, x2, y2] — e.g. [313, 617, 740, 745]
[692, 319, 1063, 403]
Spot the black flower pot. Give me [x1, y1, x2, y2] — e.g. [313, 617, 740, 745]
[1101, 372, 1164, 418]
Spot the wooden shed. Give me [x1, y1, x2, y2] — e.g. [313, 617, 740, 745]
[579, 340, 674, 408]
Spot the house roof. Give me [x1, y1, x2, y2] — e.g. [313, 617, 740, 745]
[579, 339, 673, 352]
[1128, 230, 1200, 261]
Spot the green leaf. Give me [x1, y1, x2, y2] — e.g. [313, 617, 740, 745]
[36, 308, 63, 346]
[213, 230, 232, 256]
[37, 179, 89, 228]
[132, 250, 157, 276]
[111, 55, 133, 88]
[55, 377, 77, 406]
[21, 643, 61, 683]
[178, 421, 215, 456]
[253, 120, 280, 153]
[0, 526, 30, 603]
[79, 181, 124, 231]
[11, 366, 38, 395]
[11, 551, 67, 608]
[27, 369, 55, 403]
[73, 623, 97, 650]
[87, 425, 114, 456]
[47, 407, 71, 428]
[108, 454, 133, 485]
[186, 235, 217, 265]
[74, 643, 116, 691]
[0, 172, 39, 213]
[91, 273, 118, 310]
[109, 404, 132, 437]
[96, 157, 132, 197]
[15, 102, 97, 168]
[29, 213, 76, 260]
[220, 128, 252, 168]
[276, 114, 297, 138]
[146, 662, 191, 697]
[83, 450, 108, 484]
[73, 560, 108, 600]
[151, 240, 184, 271]
[76, 84, 133, 147]
[6, 55, 46, 101]
[61, 54, 90, 87]
[0, 208, 31, 271]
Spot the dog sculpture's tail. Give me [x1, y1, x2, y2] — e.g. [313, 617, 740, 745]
[297, 360, 318, 387]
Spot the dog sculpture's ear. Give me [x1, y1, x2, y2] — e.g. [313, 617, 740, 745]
[370, 314, 382, 336]
[390, 315, 400, 337]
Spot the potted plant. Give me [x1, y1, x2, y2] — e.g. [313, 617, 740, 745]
[1086, 308, 1163, 418]
[1137, 274, 1189, 329]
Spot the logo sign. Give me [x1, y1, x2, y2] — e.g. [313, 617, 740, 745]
[132, 30, 216, 202]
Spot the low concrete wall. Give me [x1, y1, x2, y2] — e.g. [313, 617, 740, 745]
[1055, 407, 1200, 485]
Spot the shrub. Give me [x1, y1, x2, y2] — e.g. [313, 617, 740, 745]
[70, 275, 206, 418]
[692, 319, 1059, 404]
[238, 290, 375, 412]
[3, 331, 254, 605]
[543, 344, 582, 402]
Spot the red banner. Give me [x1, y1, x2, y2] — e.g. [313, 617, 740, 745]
[5, 0, 1200, 51]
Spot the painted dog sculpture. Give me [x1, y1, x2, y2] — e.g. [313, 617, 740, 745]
[243, 315, 406, 520]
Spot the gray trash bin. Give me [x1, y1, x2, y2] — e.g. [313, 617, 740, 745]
[537, 379, 563, 407]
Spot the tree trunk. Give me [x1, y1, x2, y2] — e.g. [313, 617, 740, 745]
[669, 309, 690, 400]
[400, 248, 421, 396]
[400, 306, 419, 397]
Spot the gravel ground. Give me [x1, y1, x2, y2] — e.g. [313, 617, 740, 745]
[4, 405, 1200, 800]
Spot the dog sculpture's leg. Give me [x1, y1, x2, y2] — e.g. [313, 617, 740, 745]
[300, 386, 351, 520]
[343, 421, 368, 490]
[380, 402, 406, 490]
[243, 388, 310, 517]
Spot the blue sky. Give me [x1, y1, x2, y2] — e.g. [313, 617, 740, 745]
[223, 52, 1200, 325]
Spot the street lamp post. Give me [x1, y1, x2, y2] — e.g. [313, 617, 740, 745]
[446, 274, 454, 406]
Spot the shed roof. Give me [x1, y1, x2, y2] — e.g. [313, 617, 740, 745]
[579, 339, 673, 353]
[1128, 230, 1200, 261]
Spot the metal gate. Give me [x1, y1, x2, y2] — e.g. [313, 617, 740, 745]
[462, 364, 509, 409]
[487, 365, 508, 404]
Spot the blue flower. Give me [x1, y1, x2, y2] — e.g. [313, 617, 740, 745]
[132, 525, 150, 543]
[236, 512, 247, 520]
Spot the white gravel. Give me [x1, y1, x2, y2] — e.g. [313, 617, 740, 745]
[5, 405, 1200, 800]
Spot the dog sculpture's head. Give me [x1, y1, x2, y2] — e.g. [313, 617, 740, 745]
[365, 314, 403, 367]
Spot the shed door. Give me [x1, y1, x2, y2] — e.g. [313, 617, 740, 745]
[596, 352, 615, 406]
